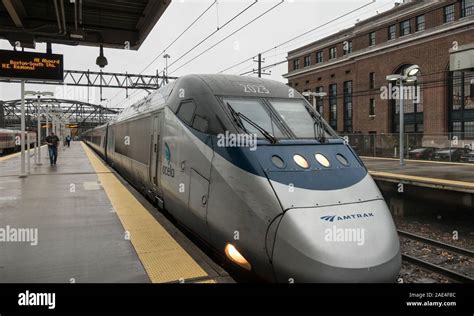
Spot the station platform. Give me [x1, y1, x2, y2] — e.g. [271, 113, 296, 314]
[362, 157, 474, 193]
[0, 142, 232, 283]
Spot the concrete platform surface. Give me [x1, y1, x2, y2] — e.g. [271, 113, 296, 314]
[362, 157, 474, 193]
[0, 142, 231, 283]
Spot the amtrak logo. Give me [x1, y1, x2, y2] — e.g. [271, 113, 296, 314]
[164, 142, 171, 164]
[320, 213, 374, 222]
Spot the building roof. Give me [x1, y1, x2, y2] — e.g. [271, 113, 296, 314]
[0, 0, 170, 50]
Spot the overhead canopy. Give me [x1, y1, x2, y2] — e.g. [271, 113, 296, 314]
[0, 0, 170, 49]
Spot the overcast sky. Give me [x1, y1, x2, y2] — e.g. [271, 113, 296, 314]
[0, 0, 397, 109]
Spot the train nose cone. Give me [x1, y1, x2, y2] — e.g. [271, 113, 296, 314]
[271, 201, 401, 283]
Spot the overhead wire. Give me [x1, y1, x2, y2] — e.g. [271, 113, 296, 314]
[167, 0, 259, 70]
[169, 0, 284, 75]
[218, 0, 379, 74]
[109, 0, 217, 104]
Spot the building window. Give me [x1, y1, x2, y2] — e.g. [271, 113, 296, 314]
[329, 84, 337, 130]
[316, 51, 323, 63]
[369, 99, 375, 117]
[400, 20, 411, 36]
[329, 47, 337, 60]
[388, 25, 396, 40]
[416, 15, 425, 32]
[369, 72, 375, 89]
[462, 0, 474, 17]
[343, 41, 352, 55]
[343, 81, 353, 133]
[316, 86, 324, 116]
[450, 71, 474, 139]
[369, 32, 376, 46]
[293, 59, 300, 70]
[304, 55, 311, 67]
[444, 4, 455, 23]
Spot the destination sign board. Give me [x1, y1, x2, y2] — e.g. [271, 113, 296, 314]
[0, 50, 64, 81]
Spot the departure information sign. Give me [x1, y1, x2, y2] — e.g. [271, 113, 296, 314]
[0, 50, 63, 81]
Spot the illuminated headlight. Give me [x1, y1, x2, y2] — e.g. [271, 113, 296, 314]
[315, 153, 330, 168]
[293, 154, 310, 169]
[225, 244, 251, 271]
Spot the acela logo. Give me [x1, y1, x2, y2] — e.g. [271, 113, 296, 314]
[320, 213, 374, 222]
[162, 142, 175, 178]
[164, 142, 171, 164]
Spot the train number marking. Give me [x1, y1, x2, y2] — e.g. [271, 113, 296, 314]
[239, 84, 270, 94]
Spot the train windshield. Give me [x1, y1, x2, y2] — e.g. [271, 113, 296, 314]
[223, 97, 336, 140]
[223, 97, 286, 139]
[269, 99, 326, 139]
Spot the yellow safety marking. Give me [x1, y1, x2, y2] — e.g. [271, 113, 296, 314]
[81, 142, 209, 283]
[0, 145, 46, 162]
[361, 156, 471, 166]
[369, 170, 474, 189]
[0, 151, 21, 162]
[196, 279, 216, 284]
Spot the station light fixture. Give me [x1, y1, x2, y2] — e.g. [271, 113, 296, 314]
[404, 64, 420, 77]
[405, 76, 418, 84]
[96, 44, 108, 68]
[385, 74, 403, 82]
[225, 243, 251, 271]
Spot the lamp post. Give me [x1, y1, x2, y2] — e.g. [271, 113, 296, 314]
[386, 65, 420, 166]
[25, 91, 54, 166]
[303, 91, 327, 113]
[20, 81, 26, 178]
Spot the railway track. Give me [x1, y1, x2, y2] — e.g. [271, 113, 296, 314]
[398, 229, 474, 283]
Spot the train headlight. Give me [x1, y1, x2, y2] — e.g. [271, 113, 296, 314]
[336, 153, 349, 166]
[315, 153, 330, 168]
[271, 155, 285, 169]
[225, 243, 251, 271]
[293, 154, 309, 169]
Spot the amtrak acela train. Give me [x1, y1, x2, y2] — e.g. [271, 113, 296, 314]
[83, 74, 401, 283]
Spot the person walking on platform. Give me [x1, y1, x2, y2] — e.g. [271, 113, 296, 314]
[46, 132, 60, 166]
[65, 135, 71, 148]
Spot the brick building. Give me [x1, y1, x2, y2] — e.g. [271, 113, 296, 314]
[284, 0, 474, 141]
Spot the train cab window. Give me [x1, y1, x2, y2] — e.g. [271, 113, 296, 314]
[192, 114, 209, 133]
[269, 99, 335, 139]
[223, 97, 285, 139]
[177, 100, 196, 125]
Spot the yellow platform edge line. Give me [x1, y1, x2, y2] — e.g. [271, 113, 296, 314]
[0, 145, 47, 162]
[369, 170, 474, 188]
[361, 156, 472, 166]
[80, 142, 209, 283]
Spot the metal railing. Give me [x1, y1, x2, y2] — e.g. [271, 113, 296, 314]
[341, 133, 474, 163]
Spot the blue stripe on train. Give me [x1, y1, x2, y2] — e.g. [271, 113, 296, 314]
[184, 124, 367, 191]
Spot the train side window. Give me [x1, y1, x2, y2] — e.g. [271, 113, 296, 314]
[192, 115, 209, 133]
[177, 100, 196, 125]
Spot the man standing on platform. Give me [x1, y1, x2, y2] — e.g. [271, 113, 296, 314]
[65, 135, 71, 148]
[46, 132, 60, 166]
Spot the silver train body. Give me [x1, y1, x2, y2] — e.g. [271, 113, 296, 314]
[0, 129, 37, 155]
[83, 74, 401, 283]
